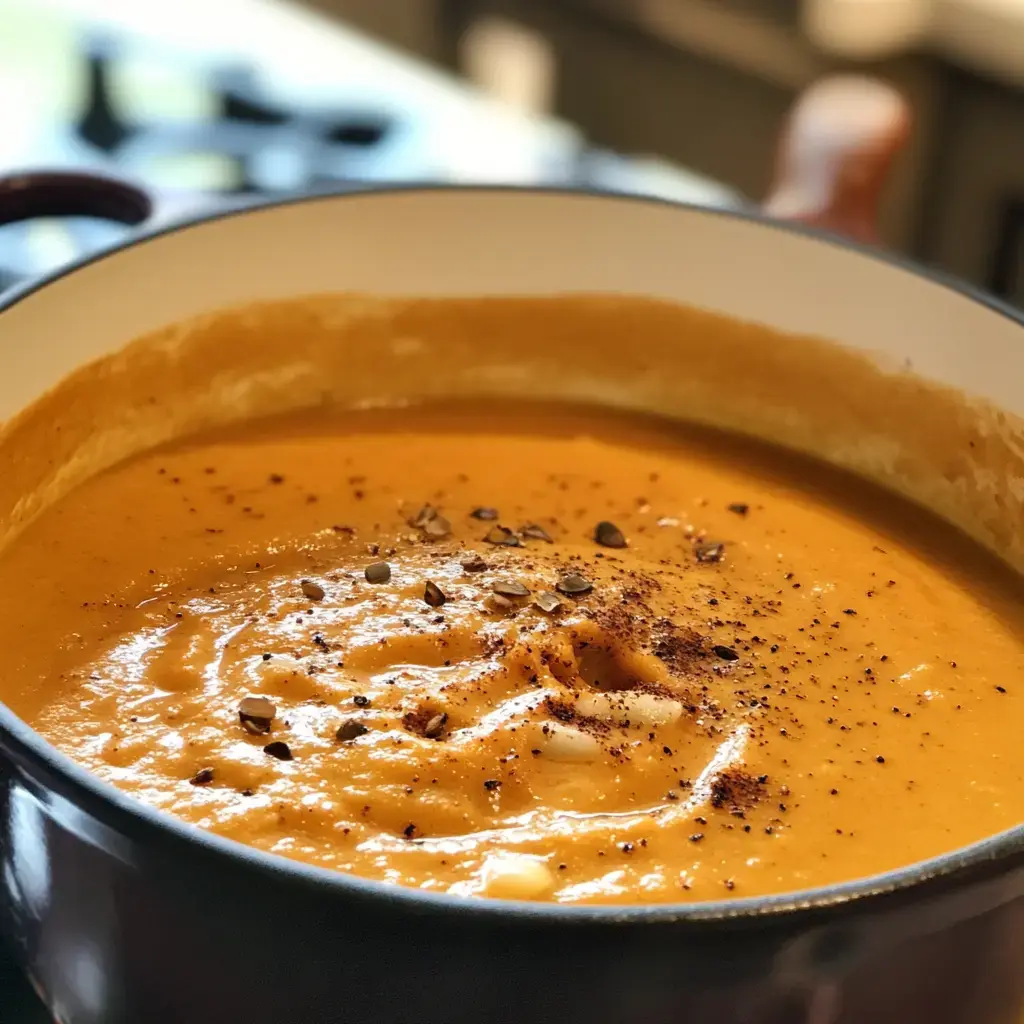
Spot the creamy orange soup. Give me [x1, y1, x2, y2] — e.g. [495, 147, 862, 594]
[0, 397, 1021, 905]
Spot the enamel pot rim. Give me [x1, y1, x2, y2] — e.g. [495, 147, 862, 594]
[0, 183, 1021, 928]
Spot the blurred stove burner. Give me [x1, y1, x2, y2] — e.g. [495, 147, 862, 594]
[0, 31, 429, 289]
[77, 42, 136, 153]
[73, 34, 404, 195]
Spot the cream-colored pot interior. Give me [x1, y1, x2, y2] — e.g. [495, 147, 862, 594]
[0, 188, 1022, 570]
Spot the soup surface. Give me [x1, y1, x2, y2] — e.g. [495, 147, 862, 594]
[1, 401, 1022, 905]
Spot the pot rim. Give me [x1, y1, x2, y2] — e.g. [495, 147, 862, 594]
[0, 182, 1022, 926]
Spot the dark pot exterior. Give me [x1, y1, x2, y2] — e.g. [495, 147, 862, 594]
[0, 175, 1021, 1024]
[0, 737, 1021, 1024]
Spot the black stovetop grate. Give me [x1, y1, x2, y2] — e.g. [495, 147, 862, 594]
[76, 31, 414, 192]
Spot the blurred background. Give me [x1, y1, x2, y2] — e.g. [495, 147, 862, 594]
[0, 0, 1022, 297]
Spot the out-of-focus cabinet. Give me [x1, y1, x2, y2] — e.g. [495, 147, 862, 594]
[305, 0, 1024, 296]
[440, 0, 946, 254]
[921, 69, 1024, 304]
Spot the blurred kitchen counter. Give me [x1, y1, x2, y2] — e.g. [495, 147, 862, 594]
[0, 0, 740, 285]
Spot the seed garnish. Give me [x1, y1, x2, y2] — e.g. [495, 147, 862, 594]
[364, 561, 391, 584]
[594, 521, 627, 548]
[556, 573, 593, 596]
[336, 721, 369, 742]
[409, 504, 439, 528]
[521, 523, 553, 543]
[422, 515, 452, 539]
[190, 767, 215, 786]
[533, 591, 563, 613]
[263, 741, 293, 761]
[300, 579, 326, 601]
[493, 579, 530, 598]
[483, 525, 521, 547]
[470, 507, 499, 521]
[727, 503, 749, 516]
[424, 580, 447, 607]
[239, 696, 276, 735]
[713, 645, 740, 661]
[460, 555, 489, 573]
[695, 542, 726, 564]
[423, 712, 449, 740]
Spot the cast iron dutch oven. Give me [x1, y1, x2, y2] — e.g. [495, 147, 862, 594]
[0, 118, 1021, 1024]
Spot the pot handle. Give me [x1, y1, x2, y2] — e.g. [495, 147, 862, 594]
[0, 170, 155, 230]
[763, 74, 911, 245]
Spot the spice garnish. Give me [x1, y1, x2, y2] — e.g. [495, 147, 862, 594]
[423, 712, 448, 740]
[470, 507, 499, 521]
[695, 542, 725, 563]
[190, 767, 215, 786]
[424, 580, 447, 607]
[493, 579, 530, 598]
[364, 561, 391, 584]
[263, 741, 293, 761]
[713, 645, 740, 661]
[521, 523, 553, 543]
[353, 694, 370, 707]
[300, 579, 326, 602]
[460, 555, 489, 573]
[556, 572, 593, 596]
[727, 503, 749, 516]
[239, 696, 276, 735]
[483, 525, 521, 547]
[594, 521, 627, 548]
[533, 591, 563, 613]
[336, 721, 369, 742]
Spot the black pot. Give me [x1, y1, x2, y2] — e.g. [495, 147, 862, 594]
[0, 174, 1021, 1024]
